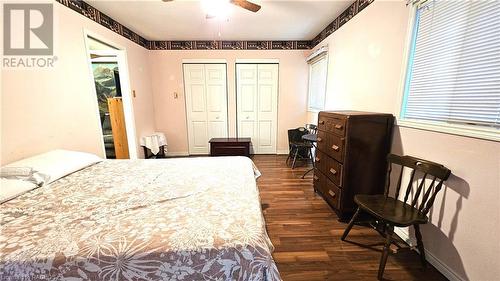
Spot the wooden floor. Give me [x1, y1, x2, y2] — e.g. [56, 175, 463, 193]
[252, 155, 447, 281]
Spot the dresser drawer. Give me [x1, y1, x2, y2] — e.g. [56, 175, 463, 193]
[314, 170, 341, 210]
[313, 169, 324, 192]
[318, 115, 346, 136]
[317, 131, 344, 162]
[316, 130, 327, 151]
[326, 133, 344, 162]
[315, 150, 343, 187]
[323, 176, 341, 210]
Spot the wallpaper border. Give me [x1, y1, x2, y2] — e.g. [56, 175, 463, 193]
[56, 0, 373, 51]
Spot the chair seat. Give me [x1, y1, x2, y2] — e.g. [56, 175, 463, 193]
[354, 194, 428, 227]
[290, 141, 312, 148]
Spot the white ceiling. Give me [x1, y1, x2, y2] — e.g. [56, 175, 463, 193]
[87, 0, 353, 41]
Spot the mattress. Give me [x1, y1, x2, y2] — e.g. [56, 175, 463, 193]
[0, 156, 280, 281]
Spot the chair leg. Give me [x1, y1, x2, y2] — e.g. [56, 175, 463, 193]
[341, 207, 361, 241]
[291, 148, 299, 169]
[414, 224, 427, 268]
[378, 224, 394, 280]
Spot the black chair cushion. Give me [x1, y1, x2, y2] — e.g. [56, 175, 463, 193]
[290, 141, 313, 148]
[354, 194, 428, 227]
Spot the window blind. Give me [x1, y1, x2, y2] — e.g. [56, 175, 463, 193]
[402, 0, 500, 129]
[308, 54, 328, 111]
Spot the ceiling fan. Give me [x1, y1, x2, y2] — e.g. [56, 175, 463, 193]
[162, 0, 261, 14]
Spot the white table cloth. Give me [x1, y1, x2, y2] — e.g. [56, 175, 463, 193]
[140, 132, 167, 155]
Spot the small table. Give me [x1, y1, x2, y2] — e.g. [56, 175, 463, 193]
[301, 134, 317, 179]
[209, 138, 251, 157]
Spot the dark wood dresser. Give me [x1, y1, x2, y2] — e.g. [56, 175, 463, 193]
[313, 111, 394, 220]
[209, 138, 251, 157]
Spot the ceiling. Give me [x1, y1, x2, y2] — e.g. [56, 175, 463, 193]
[87, 0, 353, 41]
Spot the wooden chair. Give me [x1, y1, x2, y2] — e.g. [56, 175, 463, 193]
[305, 123, 318, 135]
[341, 154, 451, 280]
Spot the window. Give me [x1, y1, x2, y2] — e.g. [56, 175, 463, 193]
[307, 49, 328, 111]
[400, 0, 500, 139]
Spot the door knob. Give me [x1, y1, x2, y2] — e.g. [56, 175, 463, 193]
[246, 116, 250, 119]
[216, 116, 220, 119]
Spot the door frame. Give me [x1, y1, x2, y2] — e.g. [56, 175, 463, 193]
[182, 61, 229, 155]
[235, 61, 280, 154]
[83, 30, 138, 159]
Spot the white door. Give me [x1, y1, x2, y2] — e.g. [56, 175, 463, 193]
[236, 64, 278, 154]
[184, 64, 228, 154]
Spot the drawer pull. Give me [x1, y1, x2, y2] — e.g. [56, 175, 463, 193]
[329, 168, 337, 175]
[313, 176, 320, 181]
[315, 157, 321, 162]
[328, 190, 336, 198]
[331, 144, 339, 151]
[317, 137, 323, 142]
[319, 120, 325, 125]
[334, 124, 343, 130]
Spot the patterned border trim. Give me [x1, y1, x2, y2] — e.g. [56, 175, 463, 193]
[311, 0, 374, 48]
[56, 0, 372, 50]
[56, 0, 151, 49]
[150, 40, 311, 50]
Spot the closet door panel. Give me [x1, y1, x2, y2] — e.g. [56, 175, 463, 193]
[236, 63, 278, 154]
[256, 64, 278, 154]
[184, 64, 209, 154]
[184, 63, 228, 155]
[205, 64, 228, 139]
[236, 64, 259, 152]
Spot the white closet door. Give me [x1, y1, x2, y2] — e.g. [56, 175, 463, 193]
[184, 64, 228, 155]
[236, 64, 258, 153]
[236, 63, 278, 154]
[205, 64, 228, 140]
[256, 64, 278, 154]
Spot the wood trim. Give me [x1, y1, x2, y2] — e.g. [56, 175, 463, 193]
[107, 97, 129, 159]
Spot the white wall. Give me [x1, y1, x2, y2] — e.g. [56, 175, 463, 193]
[148, 51, 310, 155]
[1, 2, 156, 164]
[309, 1, 500, 280]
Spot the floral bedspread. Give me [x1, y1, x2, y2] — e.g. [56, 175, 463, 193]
[0, 156, 281, 281]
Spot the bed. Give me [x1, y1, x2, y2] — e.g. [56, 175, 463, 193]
[0, 150, 280, 281]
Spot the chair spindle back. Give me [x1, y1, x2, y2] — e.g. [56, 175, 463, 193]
[383, 154, 451, 215]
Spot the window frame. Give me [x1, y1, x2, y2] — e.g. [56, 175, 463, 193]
[307, 53, 329, 113]
[396, 2, 500, 142]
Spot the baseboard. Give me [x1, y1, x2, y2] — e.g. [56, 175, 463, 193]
[394, 228, 465, 281]
[165, 151, 189, 157]
[276, 149, 289, 155]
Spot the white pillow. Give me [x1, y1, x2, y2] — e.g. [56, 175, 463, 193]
[4, 150, 102, 184]
[0, 178, 37, 203]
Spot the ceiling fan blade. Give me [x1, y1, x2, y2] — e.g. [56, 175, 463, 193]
[230, 0, 261, 13]
[90, 54, 116, 59]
